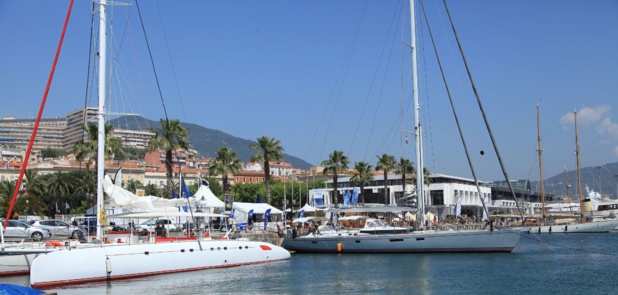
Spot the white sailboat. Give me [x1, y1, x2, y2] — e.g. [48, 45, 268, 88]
[515, 109, 618, 234]
[282, 0, 521, 253]
[29, 1, 289, 288]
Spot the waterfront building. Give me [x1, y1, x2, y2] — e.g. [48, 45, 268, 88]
[0, 116, 66, 151]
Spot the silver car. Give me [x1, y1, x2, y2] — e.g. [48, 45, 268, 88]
[1, 219, 51, 241]
[28, 219, 82, 239]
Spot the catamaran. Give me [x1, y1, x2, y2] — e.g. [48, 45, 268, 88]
[29, 0, 289, 288]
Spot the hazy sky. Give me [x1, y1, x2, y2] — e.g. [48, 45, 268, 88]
[1, 0, 617, 182]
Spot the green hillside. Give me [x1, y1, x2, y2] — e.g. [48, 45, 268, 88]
[109, 116, 314, 170]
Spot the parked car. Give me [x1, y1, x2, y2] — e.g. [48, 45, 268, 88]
[138, 219, 178, 232]
[0, 219, 51, 241]
[28, 219, 82, 239]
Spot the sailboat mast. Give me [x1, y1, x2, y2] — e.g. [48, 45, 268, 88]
[536, 103, 546, 225]
[575, 111, 584, 222]
[96, 0, 108, 240]
[409, 0, 425, 229]
[564, 167, 573, 214]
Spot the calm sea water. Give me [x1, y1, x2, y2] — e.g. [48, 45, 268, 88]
[1, 232, 617, 294]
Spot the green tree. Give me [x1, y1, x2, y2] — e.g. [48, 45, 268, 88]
[376, 154, 396, 205]
[209, 147, 242, 195]
[148, 119, 191, 198]
[250, 136, 284, 204]
[125, 179, 142, 194]
[230, 183, 264, 203]
[73, 123, 124, 169]
[350, 161, 373, 205]
[321, 150, 349, 206]
[143, 183, 161, 197]
[46, 171, 75, 215]
[395, 157, 415, 198]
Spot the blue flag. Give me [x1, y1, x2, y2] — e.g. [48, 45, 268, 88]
[351, 188, 359, 205]
[181, 175, 191, 198]
[299, 210, 304, 218]
[257, 194, 264, 203]
[264, 209, 271, 231]
[248, 209, 254, 220]
[171, 189, 178, 199]
[343, 190, 351, 207]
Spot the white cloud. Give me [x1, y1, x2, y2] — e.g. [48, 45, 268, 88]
[560, 104, 611, 126]
[598, 117, 618, 139]
[614, 146, 618, 158]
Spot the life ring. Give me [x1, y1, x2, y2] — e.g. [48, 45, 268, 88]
[204, 232, 210, 238]
[45, 240, 63, 247]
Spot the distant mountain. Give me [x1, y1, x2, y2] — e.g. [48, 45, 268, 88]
[108, 116, 314, 170]
[530, 162, 618, 199]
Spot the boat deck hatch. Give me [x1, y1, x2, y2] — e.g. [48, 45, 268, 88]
[390, 239, 404, 242]
[416, 238, 425, 241]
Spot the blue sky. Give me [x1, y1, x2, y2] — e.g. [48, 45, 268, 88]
[1, 1, 617, 182]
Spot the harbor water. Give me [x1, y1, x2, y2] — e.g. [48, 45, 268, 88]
[1, 232, 617, 294]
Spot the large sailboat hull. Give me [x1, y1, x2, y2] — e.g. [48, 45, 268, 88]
[30, 240, 290, 288]
[282, 229, 521, 253]
[514, 219, 618, 234]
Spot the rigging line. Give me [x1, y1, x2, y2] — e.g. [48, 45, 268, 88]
[134, 0, 169, 121]
[399, 0, 407, 160]
[79, 0, 96, 172]
[417, 8, 436, 172]
[361, 3, 401, 162]
[304, 0, 369, 163]
[338, 1, 399, 160]
[154, 0, 187, 123]
[420, 0, 491, 218]
[441, 0, 525, 222]
[519, 234, 618, 256]
[4, 0, 75, 229]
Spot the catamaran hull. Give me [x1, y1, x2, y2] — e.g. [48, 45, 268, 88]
[30, 240, 290, 288]
[282, 230, 521, 253]
[0, 253, 41, 276]
[516, 219, 618, 234]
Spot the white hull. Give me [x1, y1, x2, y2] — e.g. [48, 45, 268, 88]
[282, 229, 521, 253]
[514, 219, 618, 234]
[0, 253, 42, 276]
[30, 240, 290, 288]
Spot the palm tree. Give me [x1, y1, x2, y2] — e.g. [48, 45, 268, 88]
[143, 183, 161, 197]
[395, 157, 415, 198]
[125, 179, 142, 194]
[321, 150, 349, 206]
[46, 171, 75, 215]
[349, 161, 373, 205]
[0, 180, 17, 217]
[250, 136, 284, 204]
[148, 119, 191, 198]
[209, 147, 242, 195]
[375, 154, 396, 205]
[73, 123, 124, 170]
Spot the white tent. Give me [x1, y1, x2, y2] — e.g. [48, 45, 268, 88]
[296, 203, 326, 217]
[193, 184, 225, 209]
[232, 202, 284, 231]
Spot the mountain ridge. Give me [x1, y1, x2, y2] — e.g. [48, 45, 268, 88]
[108, 115, 314, 170]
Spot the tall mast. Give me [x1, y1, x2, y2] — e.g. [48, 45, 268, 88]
[96, 0, 108, 240]
[575, 111, 584, 222]
[536, 103, 546, 225]
[409, 0, 425, 229]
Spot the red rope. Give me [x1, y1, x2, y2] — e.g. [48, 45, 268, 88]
[4, 0, 75, 230]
